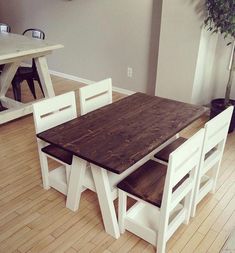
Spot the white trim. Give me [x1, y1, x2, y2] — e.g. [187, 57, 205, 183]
[112, 86, 135, 96]
[49, 69, 135, 96]
[49, 70, 94, 85]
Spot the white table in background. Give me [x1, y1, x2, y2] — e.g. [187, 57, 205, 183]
[0, 32, 63, 124]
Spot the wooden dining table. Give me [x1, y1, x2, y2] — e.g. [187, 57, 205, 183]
[0, 32, 63, 124]
[37, 92, 207, 238]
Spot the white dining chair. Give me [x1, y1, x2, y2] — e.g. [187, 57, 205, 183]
[117, 129, 205, 253]
[32, 91, 77, 194]
[79, 78, 112, 115]
[191, 106, 233, 216]
[154, 106, 234, 217]
[51, 78, 115, 216]
[76, 78, 113, 193]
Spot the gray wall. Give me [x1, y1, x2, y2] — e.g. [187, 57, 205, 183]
[155, 0, 235, 105]
[212, 36, 235, 100]
[0, 0, 162, 94]
[155, 0, 204, 103]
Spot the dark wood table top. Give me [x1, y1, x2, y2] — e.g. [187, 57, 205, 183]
[37, 93, 207, 174]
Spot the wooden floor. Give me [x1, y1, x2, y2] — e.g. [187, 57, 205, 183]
[0, 76, 235, 253]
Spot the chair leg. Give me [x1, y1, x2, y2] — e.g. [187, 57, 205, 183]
[191, 196, 197, 218]
[184, 190, 194, 223]
[37, 139, 50, 190]
[156, 242, 166, 253]
[118, 190, 127, 234]
[65, 165, 71, 185]
[191, 168, 203, 218]
[36, 76, 45, 97]
[157, 230, 167, 253]
[26, 78, 37, 99]
[211, 161, 221, 193]
[12, 80, 22, 102]
[0, 101, 3, 109]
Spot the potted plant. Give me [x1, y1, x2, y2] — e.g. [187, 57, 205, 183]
[205, 0, 235, 132]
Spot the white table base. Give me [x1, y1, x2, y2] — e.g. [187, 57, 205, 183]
[0, 55, 55, 124]
[63, 134, 178, 238]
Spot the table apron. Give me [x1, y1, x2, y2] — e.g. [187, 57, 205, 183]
[0, 50, 52, 64]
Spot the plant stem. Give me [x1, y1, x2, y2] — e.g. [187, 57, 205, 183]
[225, 40, 235, 106]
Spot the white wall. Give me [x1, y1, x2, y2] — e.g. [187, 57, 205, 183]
[155, 0, 203, 103]
[0, 0, 161, 94]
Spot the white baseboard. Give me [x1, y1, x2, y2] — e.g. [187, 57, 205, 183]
[49, 69, 135, 96]
[49, 70, 94, 85]
[112, 86, 135, 96]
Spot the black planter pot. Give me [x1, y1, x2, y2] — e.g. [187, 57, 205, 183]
[210, 98, 235, 133]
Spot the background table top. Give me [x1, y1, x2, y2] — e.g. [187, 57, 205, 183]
[37, 93, 207, 174]
[0, 33, 63, 62]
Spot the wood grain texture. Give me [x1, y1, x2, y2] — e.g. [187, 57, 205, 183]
[0, 33, 63, 62]
[117, 160, 167, 207]
[37, 93, 207, 174]
[154, 137, 187, 162]
[117, 159, 189, 207]
[41, 145, 73, 165]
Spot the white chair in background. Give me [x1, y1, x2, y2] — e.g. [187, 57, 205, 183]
[79, 78, 112, 115]
[33, 91, 77, 194]
[154, 106, 234, 216]
[117, 129, 205, 253]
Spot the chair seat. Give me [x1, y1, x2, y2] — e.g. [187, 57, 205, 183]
[154, 137, 187, 162]
[18, 66, 33, 74]
[117, 160, 188, 208]
[41, 145, 73, 165]
[14, 66, 34, 80]
[117, 160, 167, 207]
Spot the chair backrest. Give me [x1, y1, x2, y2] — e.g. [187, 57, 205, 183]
[160, 129, 204, 236]
[189, 106, 234, 217]
[23, 28, 45, 70]
[23, 28, 45, 40]
[79, 78, 112, 115]
[0, 23, 11, 33]
[32, 91, 77, 133]
[201, 106, 234, 172]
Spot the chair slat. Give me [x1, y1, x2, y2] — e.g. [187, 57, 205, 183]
[33, 91, 77, 133]
[79, 78, 112, 115]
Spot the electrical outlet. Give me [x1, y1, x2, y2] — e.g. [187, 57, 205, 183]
[127, 67, 133, 78]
